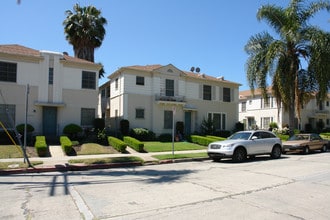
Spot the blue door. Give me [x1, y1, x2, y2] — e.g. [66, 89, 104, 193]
[43, 107, 57, 136]
[184, 112, 191, 135]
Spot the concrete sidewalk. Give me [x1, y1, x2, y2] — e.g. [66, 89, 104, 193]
[0, 146, 208, 174]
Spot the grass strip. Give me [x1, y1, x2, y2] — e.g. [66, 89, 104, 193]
[144, 141, 205, 152]
[152, 152, 208, 160]
[0, 161, 43, 169]
[69, 156, 143, 165]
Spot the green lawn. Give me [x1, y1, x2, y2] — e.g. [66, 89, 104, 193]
[0, 145, 23, 158]
[143, 141, 206, 152]
[76, 143, 118, 155]
[69, 156, 143, 165]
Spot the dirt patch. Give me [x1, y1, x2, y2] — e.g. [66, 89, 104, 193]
[25, 146, 39, 157]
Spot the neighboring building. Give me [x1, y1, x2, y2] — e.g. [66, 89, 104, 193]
[0, 44, 102, 136]
[239, 88, 330, 131]
[108, 64, 241, 136]
[98, 81, 110, 123]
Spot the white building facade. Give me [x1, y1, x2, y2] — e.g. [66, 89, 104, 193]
[239, 88, 330, 131]
[108, 64, 241, 136]
[0, 44, 101, 136]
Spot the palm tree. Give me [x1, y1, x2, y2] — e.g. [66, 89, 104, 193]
[245, 0, 330, 133]
[63, 4, 107, 63]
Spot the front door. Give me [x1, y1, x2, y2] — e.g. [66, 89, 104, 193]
[43, 107, 57, 136]
[184, 112, 191, 135]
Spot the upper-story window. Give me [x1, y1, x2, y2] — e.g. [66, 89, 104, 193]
[101, 89, 105, 97]
[166, 79, 174, 96]
[106, 86, 110, 97]
[82, 71, 96, 89]
[223, 87, 231, 102]
[136, 76, 145, 85]
[115, 78, 118, 90]
[241, 102, 246, 112]
[203, 85, 212, 100]
[0, 61, 17, 83]
[48, 68, 54, 85]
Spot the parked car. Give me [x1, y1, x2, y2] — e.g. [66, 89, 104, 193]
[282, 133, 328, 154]
[207, 130, 282, 162]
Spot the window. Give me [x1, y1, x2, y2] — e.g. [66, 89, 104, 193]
[261, 117, 273, 129]
[0, 104, 15, 128]
[165, 79, 174, 96]
[101, 89, 105, 97]
[223, 87, 231, 102]
[106, 86, 110, 97]
[136, 108, 145, 119]
[208, 112, 226, 130]
[262, 97, 272, 108]
[115, 78, 118, 90]
[81, 108, 95, 126]
[82, 71, 96, 89]
[327, 119, 329, 126]
[326, 101, 329, 107]
[241, 102, 246, 112]
[164, 110, 173, 129]
[0, 61, 17, 82]
[203, 85, 212, 100]
[136, 76, 145, 85]
[48, 68, 54, 85]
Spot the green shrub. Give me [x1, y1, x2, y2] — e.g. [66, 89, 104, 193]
[206, 135, 226, 141]
[16, 123, 35, 134]
[190, 135, 218, 146]
[63, 124, 82, 140]
[130, 128, 155, 141]
[108, 136, 127, 153]
[123, 136, 144, 152]
[34, 136, 48, 157]
[60, 136, 73, 155]
[158, 133, 172, 142]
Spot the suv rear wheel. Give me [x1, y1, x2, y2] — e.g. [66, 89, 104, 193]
[271, 145, 282, 159]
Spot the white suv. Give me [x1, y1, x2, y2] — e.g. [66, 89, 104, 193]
[207, 130, 282, 162]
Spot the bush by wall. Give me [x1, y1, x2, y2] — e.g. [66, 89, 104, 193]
[34, 136, 48, 157]
[63, 124, 82, 140]
[60, 136, 73, 155]
[158, 133, 172, 142]
[190, 135, 219, 146]
[108, 136, 127, 153]
[123, 136, 144, 152]
[129, 128, 155, 141]
[206, 135, 226, 141]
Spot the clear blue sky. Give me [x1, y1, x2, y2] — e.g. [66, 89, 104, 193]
[2, 0, 329, 90]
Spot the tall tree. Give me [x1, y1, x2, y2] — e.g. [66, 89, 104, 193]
[63, 4, 107, 63]
[245, 0, 330, 133]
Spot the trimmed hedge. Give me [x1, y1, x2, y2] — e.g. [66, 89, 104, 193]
[190, 135, 220, 146]
[60, 136, 73, 155]
[34, 136, 48, 157]
[123, 136, 144, 152]
[108, 136, 127, 153]
[206, 135, 226, 141]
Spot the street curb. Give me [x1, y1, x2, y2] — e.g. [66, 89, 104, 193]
[0, 157, 210, 175]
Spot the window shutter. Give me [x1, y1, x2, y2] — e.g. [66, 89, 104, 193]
[212, 86, 216, 100]
[199, 84, 203, 99]
[219, 86, 223, 101]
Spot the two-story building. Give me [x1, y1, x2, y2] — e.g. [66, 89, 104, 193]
[239, 88, 330, 131]
[107, 64, 241, 136]
[0, 44, 102, 136]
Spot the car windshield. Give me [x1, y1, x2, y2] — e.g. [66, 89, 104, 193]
[288, 135, 309, 141]
[228, 132, 252, 140]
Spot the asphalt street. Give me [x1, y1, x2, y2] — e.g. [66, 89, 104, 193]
[1, 152, 330, 219]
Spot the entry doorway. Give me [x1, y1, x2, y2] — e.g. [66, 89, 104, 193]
[43, 107, 57, 136]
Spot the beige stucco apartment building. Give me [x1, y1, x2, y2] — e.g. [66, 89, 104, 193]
[0, 44, 101, 136]
[107, 64, 241, 136]
[239, 88, 330, 131]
